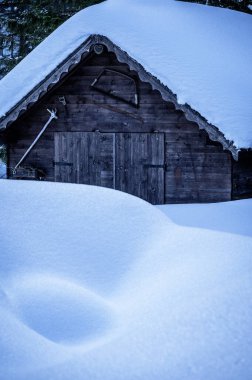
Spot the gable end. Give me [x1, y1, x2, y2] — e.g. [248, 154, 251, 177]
[0, 34, 238, 160]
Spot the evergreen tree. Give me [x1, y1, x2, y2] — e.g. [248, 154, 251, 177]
[1, 0, 251, 78]
[177, 0, 252, 13]
[0, 0, 105, 78]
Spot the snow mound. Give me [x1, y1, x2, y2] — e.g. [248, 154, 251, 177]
[158, 200, 252, 237]
[0, 180, 252, 380]
[0, 180, 171, 295]
[6, 274, 114, 345]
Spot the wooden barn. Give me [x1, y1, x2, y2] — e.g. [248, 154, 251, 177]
[0, 1, 251, 204]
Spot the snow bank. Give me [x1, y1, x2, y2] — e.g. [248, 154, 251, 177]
[0, 0, 252, 148]
[158, 200, 252, 237]
[0, 181, 252, 379]
[0, 162, 6, 178]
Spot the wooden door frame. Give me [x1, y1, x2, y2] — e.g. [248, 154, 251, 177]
[54, 131, 165, 204]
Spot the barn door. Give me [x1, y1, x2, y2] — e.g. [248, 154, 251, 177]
[54, 132, 114, 188]
[115, 133, 165, 204]
[55, 132, 165, 204]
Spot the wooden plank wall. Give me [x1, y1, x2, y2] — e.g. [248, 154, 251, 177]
[115, 133, 165, 204]
[233, 150, 252, 199]
[6, 50, 232, 203]
[54, 131, 114, 188]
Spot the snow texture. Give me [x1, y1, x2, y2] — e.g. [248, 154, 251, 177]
[0, 0, 252, 148]
[0, 180, 252, 380]
[0, 162, 6, 178]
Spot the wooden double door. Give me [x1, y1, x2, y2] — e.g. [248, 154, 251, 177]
[54, 132, 165, 204]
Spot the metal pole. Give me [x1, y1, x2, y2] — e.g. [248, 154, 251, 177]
[13, 108, 58, 174]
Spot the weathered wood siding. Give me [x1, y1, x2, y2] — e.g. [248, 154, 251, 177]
[233, 150, 252, 199]
[6, 50, 232, 203]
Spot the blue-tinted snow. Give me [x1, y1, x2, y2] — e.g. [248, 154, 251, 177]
[0, 0, 251, 148]
[0, 180, 252, 380]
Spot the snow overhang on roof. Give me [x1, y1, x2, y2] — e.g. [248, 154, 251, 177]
[0, 35, 238, 159]
[0, 0, 251, 160]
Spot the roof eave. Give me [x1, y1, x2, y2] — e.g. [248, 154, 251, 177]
[0, 34, 95, 131]
[0, 34, 239, 160]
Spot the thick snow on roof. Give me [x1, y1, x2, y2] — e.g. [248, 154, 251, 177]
[0, 0, 251, 148]
[1, 180, 252, 379]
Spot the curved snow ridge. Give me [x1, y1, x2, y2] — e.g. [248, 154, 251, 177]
[1, 181, 252, 380]
[0, 180, 173, 295]
[0, 272, 123, 375]
[5, 274, 117, 346]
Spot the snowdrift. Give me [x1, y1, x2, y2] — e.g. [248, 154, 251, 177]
[0, 180, 252, 380]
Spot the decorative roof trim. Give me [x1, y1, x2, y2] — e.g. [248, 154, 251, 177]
[0, 34, 238, 159]
[0, 35, 94, 131]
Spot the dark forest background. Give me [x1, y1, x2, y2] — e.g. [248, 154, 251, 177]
[0, 0, 105, 78]
[178, 0, 252, 12]
[0, 0, 251, 79]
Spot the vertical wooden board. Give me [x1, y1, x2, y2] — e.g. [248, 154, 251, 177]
[54, 133, 60, 182]
[66, 133, 74, 182]
[59, 133, 65, 181]
[55, 132, 115, 187]
[74, 135, 80, 182]
[147, 168, 164, 204]
[88, 132, 114, 188]
[72, 132, 81, 184]
[55, 131, 165, 203]
[115, 133, 143, 198]
[129, 134, 138, 197]
[147, 134, 165, 204]
[135, 134, 148, 201]
[99, 133, 115, 188]
[149, 134, 164, 165]
[164, 132, 232, 203]
[87, 132, 99, 186]
[115, 133, 125, 191]
[115, 133, 165, 204]
[54, 132, 81, 183]
[60, 133, 67, 181]
[80, 132, 90, 184]
[54, 132, 74, 183]
[115, 133, 128, 193]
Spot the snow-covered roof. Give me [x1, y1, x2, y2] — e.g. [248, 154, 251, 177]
[0, 0, 251, 152]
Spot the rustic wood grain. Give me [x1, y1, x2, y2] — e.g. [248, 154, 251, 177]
[6, 50, 234, 204]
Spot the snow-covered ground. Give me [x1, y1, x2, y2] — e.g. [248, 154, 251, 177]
[0, 162, 6, 178]
[0, 181, 252, 379]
